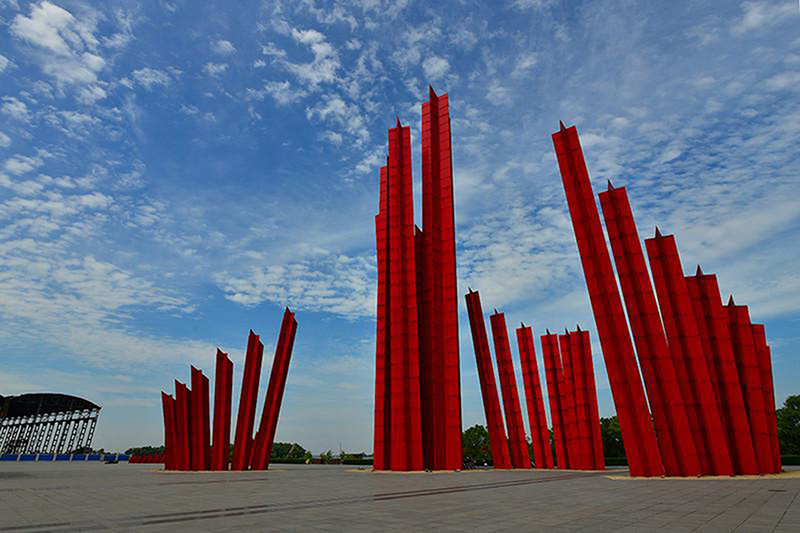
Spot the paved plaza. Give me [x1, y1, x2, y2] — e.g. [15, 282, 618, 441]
[0, 462, 798, 532]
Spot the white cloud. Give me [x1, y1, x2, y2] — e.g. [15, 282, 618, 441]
[211, 39, 236, 55]
[284, 27, 340, 88]
[247, 80, 307, 106]
[0, 132, 10, 148]
[203, 62, 228, 77]
[321, 130, 343, 146]
[511, 52, 538, 78]
[2, 96, 30, 122]
[253, 59, 267, 68]
[422, 55, 450, 81]
[732, 1, 798, 34]
[77, 84, 107, 104]
[511, 0, 555, 10]
[131, 67, 171, 89]
[0, 54, 11, 72]
[306, 93, 369, 146]
[11, 1, 105, 86]
[4, 154, 43, 175]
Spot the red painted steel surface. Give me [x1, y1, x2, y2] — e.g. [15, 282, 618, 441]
[490, 311, 531, 469]
[465, 290, 512, 469]
[541, 331, 569, 469]
[373, 164, 390, 471]
[685, 270, 759, 475]
[418, 88, 462, 471]
[558, 332, 581, 468]
[751, 324, 781, 473]
[517, 324, 554, 469]
[599, 184, 700, 477]
[727, 301, 774, 474]
[552, 123, 662, 477]
[211, 349, 233, 471]
[174, 380, 191, 471]
[160, 392, 177, 470]
[569, 329, 605, 470]
[646, 231, 733, 476]
[252, 308, 298, 470]
[190, 367, 211, 471]
[232, 331, 264, 471]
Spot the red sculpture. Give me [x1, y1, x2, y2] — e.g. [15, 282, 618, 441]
[516, 323, 554, 469]
[490, 311, 531, 469]
[160, 308, 297, 471]
[552, 122, 663, 477]
[465, 290, 512, 469]
[373, 88, 462, 471]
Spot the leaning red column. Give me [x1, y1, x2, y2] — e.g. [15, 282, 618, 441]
[160, 392, 177, 470]
[646, 230, 734, 476]
[751, 324, 781, 473]
[211, 349, 233, 471]
[373, 164, 390, 471]
[684, 269, 759, 474]
[465, 290, 512, 469]
[231, 331, 264, 471]
[726, 299, 774, 474]
[569, 329, 605, 470]
[490, 311, 531, 469]
[599, 183, 700, 477]
[558, 332, 581, 468]
[541, 331, 569, 469]
[251, 308, 298, 470]
[173, 381, 191, 471]
[552, 122, 662, 477]
[517, 323, 554, 469]
[190, 367, 211, 471]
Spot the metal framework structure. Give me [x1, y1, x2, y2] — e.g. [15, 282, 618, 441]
[0, 394, 100, 454]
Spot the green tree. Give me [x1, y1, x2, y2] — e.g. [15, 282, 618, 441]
[462, 424, 492, 466]
[271, 442, 310, 460]
[777, 395, 800, 455]
[599, 416, 624, 458]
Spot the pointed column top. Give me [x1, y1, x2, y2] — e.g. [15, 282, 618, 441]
[727, 295, 735, 306]
[429, 85, 437, 99]
[695, 265, 704, 276]
[607, 180, 615, 190]
[655, 226, 663, 238]
[559, 120, 567, 131]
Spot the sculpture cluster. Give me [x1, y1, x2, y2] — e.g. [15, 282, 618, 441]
[552, 123, 780, 477]
[129, 453, 164, 464]
[160, 308, 297, 471]
[373, 88, 462, 471]
[466, 290, 604, 470]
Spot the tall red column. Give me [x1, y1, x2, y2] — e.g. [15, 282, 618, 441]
[541, 331, 568, 469]
[569, 329, 605, 470]
[646, 230, 733, 476]
[465, 290, 512, 469]
[160, 392, 177, 471]
[211, 349, 233, 471]
[558, 332, 581, 468]
[174, 380, 191, 471]
[517, 323, 554, 469]
[684, 269, 758, 474]
[552, 123, 662, 477]
[252, 308, 298, 470]
[190, 367, 211, 470]
[751, 324, 781, 473]
[232, 331, 264, 471]
[726, 300, 773, 474]
[373, 164, 390, 471]
[418, 87, 462, 471]
[599, 184, 700, 477]
[386, 121, 423, 471]
[490, 311, 531, 469]
[564, 330, 591, 469]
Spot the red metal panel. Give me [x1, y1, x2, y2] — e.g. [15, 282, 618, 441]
[685, 271, 758, 474]
[646, 231, 733, 476]
[490, 311, 531, 469]
[465, 290, 512, 469]
[516, 324, 554, 469]
[160, 392, 177, 471]
[566, 331, 592, 470]
[231, 330, 264, 471]
[211, 349, 233, 471]
[751, 324, 781, 473]
[551, 123, 663, 477]
[599, 184, 699, 477]
[571, 330, 605, 470]
[541, 332, 568, 469]
[174, 380, 191, 471]
[419, 88, 462, 471]
[726, 301, 773, 473]
[252, 308, 298, 470]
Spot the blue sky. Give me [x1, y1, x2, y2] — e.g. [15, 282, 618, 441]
[0, 0, 798, 454]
